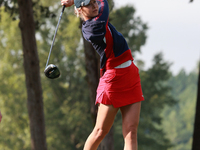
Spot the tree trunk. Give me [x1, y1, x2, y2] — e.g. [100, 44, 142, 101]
[17, 0, 47, 150]
[81, 20, 114, 150]
[192, 62, 200, 150]
[82, 32, 99, 125]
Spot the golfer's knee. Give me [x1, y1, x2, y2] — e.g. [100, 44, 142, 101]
[94, 128, 109, 140]
[123, 125, 138, 140]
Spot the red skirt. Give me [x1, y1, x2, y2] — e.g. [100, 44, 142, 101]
[96, 62, 144, 108]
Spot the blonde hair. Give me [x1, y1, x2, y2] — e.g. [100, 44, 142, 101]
[74, 6, 84, 20]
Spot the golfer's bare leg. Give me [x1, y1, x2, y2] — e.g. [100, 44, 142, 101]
[83, 104, 119, 150]
[120, 102, 141, 150]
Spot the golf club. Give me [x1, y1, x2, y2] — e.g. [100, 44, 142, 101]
[44, 5, 65, 79]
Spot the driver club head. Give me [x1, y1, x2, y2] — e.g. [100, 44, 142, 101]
[44, 64, 60, 79]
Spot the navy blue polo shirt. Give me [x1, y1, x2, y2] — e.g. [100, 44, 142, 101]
[82, 0, 133, 75]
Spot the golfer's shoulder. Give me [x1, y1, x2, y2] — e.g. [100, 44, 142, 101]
[82, 20, 106, 43]
[82, 19, 106, 35]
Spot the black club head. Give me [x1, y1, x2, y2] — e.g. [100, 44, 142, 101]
[44, 64, 60, 79]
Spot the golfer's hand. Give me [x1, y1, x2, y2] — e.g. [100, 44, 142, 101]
[61, 0, 74, 7]
[0, 111, 2, 123]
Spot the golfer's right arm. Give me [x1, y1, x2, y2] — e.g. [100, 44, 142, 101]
[61, 0, 74, 7]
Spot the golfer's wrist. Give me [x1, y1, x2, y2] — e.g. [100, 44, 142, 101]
[69, 0, 74, 6]
[61, 0, 74, 7]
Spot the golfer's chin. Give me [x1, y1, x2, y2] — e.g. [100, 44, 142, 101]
[90, 11, 98, 18]
[84, 12, 99, 20]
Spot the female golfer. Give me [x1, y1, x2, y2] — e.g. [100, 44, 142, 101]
[61, 0, 144, 149]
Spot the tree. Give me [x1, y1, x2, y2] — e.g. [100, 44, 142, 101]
[0, 7, 31, 150]
[17, 0, 47, 149]
[113, 53, 176, 150]
[137, 53, 175, 150]
[81, 23, 100, 125]
[0, 0, 47, 149]
[2, 1, 189, 149]
[192, 62, 200, 150]
[39, 13, 93, 150]
[1, 1, 94, 148]
[162, 68, 198, 150]
[109, 5, 148, 54]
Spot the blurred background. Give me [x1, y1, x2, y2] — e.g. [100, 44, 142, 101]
[116, 0, 200, 75]
[0, 0, 199, 150]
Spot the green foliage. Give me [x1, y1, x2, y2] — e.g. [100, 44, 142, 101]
[113, 53, 176, 150]
[161, 68, 198, 150]
[36, 6, 92, 149]
[109, 5, 148, 55]
[1, 0, 197, 150]
[0, 0, 18, 20]
[0, 4, 92, 149]
[137, 53, 176, 150]
[0, 7, 31, 150]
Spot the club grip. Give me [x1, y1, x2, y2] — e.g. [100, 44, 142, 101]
[62, 5, 65, 12]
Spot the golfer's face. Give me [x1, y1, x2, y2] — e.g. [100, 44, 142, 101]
[81, 0, 99, 20]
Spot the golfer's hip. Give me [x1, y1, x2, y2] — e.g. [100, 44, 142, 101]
[115, 60, 132, 68]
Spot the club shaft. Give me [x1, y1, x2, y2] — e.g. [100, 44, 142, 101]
[45, 6, 65, 68]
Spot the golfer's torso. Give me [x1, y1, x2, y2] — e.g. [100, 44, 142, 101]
[81, 0, 133, 70]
